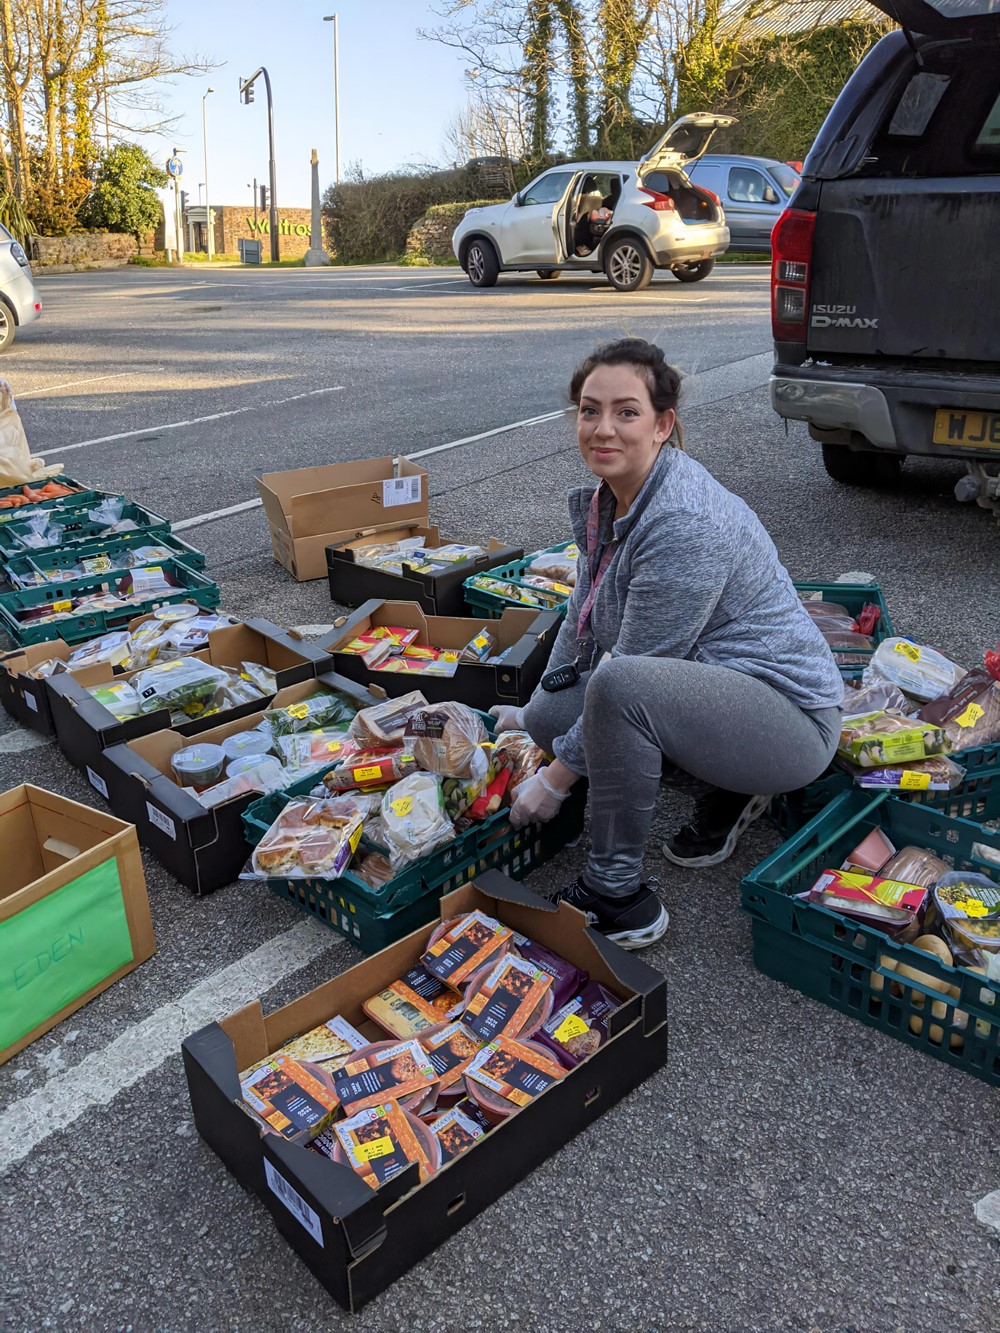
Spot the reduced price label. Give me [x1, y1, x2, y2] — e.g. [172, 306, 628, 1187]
[356, 1134, 395, 1161]
[894, 642, 922, 663]
[553, 1012, 590, 1043]
[956, 702, 985, 729]
[389, 795, 413, 816]
[285, 703, 310, 720]
[899, 770, 931, 790]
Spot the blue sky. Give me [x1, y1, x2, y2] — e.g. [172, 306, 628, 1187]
[142, 1, 473, 209]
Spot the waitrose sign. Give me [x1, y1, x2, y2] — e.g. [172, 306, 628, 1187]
[246, 216, 312, 237]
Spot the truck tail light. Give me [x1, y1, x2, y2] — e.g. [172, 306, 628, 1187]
[771, 208, 816, 342]
[639, 187, 676, 212]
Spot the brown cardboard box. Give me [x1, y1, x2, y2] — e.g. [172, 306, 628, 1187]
[0, 785, 156, 1065]
[256, 459, 429, 582]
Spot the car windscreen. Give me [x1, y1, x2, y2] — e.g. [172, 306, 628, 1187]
[859, 42, 1000, 176]
[770, 164, 800, 195]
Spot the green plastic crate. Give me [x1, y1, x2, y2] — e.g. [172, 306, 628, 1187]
[463, 539, 576, 619]
[0, 559, 220, 646]
[0, 498, 172, 558]
[0, 474, 84, 503]
[0, 487, 114, 529]
[4, 529, 206, 589]
[742, 788, 1000, 1085]
[794, 580, 894, 682]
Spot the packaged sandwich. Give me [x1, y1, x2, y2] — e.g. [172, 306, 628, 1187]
[251, 796, 364, 879]
[537, 982, 620, 1068]
[427, 1105, 487, 1164]
[363, 966, 463, 1040]
[462, 955, 554, 1042]
[349, 691, 428, 748]
[239, 1055, 340, 1142]
[404, 702, 490, 781]
[332, 1038, 439, 1116]
[465, 1036, 565, 1122]
[422, 910, 514, 990]
[321, 1102, 440, 1188]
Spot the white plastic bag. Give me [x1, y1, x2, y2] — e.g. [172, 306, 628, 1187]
[0, 377, 62, 486]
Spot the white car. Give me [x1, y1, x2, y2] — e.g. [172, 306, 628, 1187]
[453, 113, 734, 293]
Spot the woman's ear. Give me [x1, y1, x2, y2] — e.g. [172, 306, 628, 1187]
[653, 408, 676, 445]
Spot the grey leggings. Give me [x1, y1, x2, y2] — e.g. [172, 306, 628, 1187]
[522, 656, 841, 898]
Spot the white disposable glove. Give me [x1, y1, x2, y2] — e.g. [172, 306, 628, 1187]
[509, 768, 569, 829]
[489, 704, 525, 733]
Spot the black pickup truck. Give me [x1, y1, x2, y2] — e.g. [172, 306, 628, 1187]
[769, 0, 1000, 488]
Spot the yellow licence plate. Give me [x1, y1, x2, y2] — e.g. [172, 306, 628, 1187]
[933, 409, 1000, 448]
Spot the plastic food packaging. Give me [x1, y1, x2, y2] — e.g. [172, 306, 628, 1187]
[419, 1021, 484, 1101]
[132, 657, 231, 716]
[427, 1104, 488, 1163]
[321, 1102, 440, 1188]
[800, 597, 850, 618]
[461, 955, 555, 1042]
[194, 758, 285, 808]
[537, 982, 620, 1068]
[837, 712, 948, 768]
[276, 729, 352, 774]
[465, 768, 510, 821]
[881, 845, 951, 889]
[866, 638, 967, 702]
[464, 1035, 566, 1123]
[239, 1055, 340, 1143]
[87, 679, 143, 721]
[240, 1015, 367, 1082]
[364, 966, 463, 1040]
[170, 742, 227, 788]
[841, 828, 896, 875]
[66, 630, 132, 672]
[492, 730, 549, 794]
[460, 628, 497, 664]
[529, 546, 578, 585]
[323, 748, 417, 792]
[849, 755, 966, 792]
[261, 690, 358, 739]
[806, 866, 928, 933]
[351, 850, 394, 891]
[511, 933, 588, 1010]
[221, 729, 274, 764]
[450, 1096, 493, 1134]
[251, 796, 364, 878]
[86, 496, 126, 529]
[332, 1038, 440, 1116]
[823, 630, 874, 650]
[422, 910, 514, 990]
[919, 670, 1000, 751]
[842, 679, 915, 720]
[404, 702, 490, 781]
[349, 691, 429, 748]
[379, 772, 456, 869]
[934, 872, 1000, 954]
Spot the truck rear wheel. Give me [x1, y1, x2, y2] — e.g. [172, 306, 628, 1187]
[821, 443, 903, 487]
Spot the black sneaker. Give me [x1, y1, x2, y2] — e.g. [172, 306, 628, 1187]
[663, 788, 769, 868]
[559, 877, 669, 950]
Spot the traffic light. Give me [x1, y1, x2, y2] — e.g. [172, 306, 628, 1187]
[180, 190, 189, 212]
[241, 76, 254, 105]
[260, 185, 269, 211]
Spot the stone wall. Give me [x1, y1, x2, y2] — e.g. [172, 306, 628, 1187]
[29, 231, 154, 269]
[212, 205, 331, 258]
[405, 201, 496, 263]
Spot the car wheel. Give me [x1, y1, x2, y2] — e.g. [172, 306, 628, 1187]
[465, 240, 499, 288]
[673, 259, 715, 283]
[821, 442, 904, 487]
[536, 269, 561, 280]
[604, 239, 653, 292]
[0, 302, 16, 352]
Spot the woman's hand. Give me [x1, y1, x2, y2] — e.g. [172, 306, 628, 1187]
[509, 760, 577, 829]
[489, 705, 525, 733]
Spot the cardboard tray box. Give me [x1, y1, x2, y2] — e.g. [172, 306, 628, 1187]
[256, 459, 429, 583]
[320, 599, 560, 709]
[96, 672, 377, 896]
[1, 785, 156, 1065]
[326, 525, 523, 618]
[47, 620, 331, 774]
[182, 870, 668, 1313]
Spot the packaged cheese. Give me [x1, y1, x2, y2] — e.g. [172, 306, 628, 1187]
[422, 910, 514, 990]
[462, 955, 554, 1042]
[333, 1038, 439, 1116]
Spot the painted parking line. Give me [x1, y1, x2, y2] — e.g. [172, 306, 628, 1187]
[0, 917, 338, 1175]
[19, 371, 163, 398]
[44, 386, 344, 456]
[392, 278, 470, 291]
[173, 499, 265, 532]
[0, 730, 51, 755]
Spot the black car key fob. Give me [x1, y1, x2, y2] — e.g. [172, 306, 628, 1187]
[541, 662, 581, 693]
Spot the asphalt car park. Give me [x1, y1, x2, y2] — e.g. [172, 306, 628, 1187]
[0, 263, 996, 1333]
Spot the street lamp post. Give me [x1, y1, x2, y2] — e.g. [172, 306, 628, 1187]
[239, 68, 279, 263]
[323, 14, 341, 183]
[202, 86, 215, 261]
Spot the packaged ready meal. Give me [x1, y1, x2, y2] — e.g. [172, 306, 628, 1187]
[934, 872, 1000, 955]
[240, 1015, 367, 1082]
[461, 955, 554, 1042]
[419, 1021, 484, 1099]
[363, 966, 464, 1040]
[239, 1055, 340, 1142]
[511, 932, 588, 1009]
[465, 1036, 566, 1122]
[427, 1105, 487, 1164]
[422, 910, 514, 990]
[805, 867, 927, 934]
[332, 1039, 440, 1116]
[321, 1103, 440, 1188]
[537, 982, 620, 1068]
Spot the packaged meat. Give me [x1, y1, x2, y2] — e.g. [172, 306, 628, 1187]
[837, 712, 948, 767]
[240, 1015, 367, 1082]
[492, 730, 549, 794]
[823, 630, 873, 650]
[881, 846, 950, 889]
[464, 1036, 566, 1123]
[849, 755, 966, 792]
[461, 955, 554, 1042]
[536, 982, 620, 1068]
[805, 867, 927, 934]
[349, 691, 428, 748]
[934, 873, 1000, 955]
[919, 671, 1000, 751]
[363, 966, 464, 1040]
[841, 828, 896, 875]
[404, 702, 490, 781]
[419, 1021, 484, 1098]
[332, 1038, 440, 1116]
[510, 932, 588, 1009]
[800, 598, 850, 618]
[421, 910, 514, 990]
[322, 748, 417, 792]
[251, 796, 364, 878]
[170, 742, 226, 788]
[427, 1105, 487, 1164]
[239, 1055, 340, 1142]
[379, 772, 456, 870]
[866, 639, 967, 702]
[87, 680, 142, 721]
[321, 1103, 440, 1188]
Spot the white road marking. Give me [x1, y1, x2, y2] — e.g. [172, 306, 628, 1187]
[0, 729, 51, 754]
[0, 917, 339, 1174]
[393, 278, 469, 291]
[44, 386, 344, 456]
[406, 409, 572, 459]
[19, 371, 162, 397]
[172, 499, 265, 532]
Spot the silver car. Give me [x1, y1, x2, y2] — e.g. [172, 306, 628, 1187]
[686, 156, 801, 253]
[453, 113, 734, 293]
[0, 223, 41, 351]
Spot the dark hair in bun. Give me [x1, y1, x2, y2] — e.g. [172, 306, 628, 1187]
[569, 339, 684, 446]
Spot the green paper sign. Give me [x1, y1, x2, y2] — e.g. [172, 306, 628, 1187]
[0, 857, 134, 1050]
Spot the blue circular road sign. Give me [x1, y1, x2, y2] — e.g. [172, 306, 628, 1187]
[166, 157, 183, 178]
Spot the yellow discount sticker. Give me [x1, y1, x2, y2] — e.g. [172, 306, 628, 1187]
[899, 771, 931, 790]
[894, 642, 922, 663]
[285, 702, 310, 720]
[52, 600, 73, 612]
[955, 898, 989, 918]
[389, 795, 413, 817]
[354, 764, 383, 781]
[956, 702, 985, 729]
[553, 1012, 590, 1043]
[356, 1135, 395, 1162]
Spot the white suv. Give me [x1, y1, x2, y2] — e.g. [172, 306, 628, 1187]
[453, 113, 733, 293]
